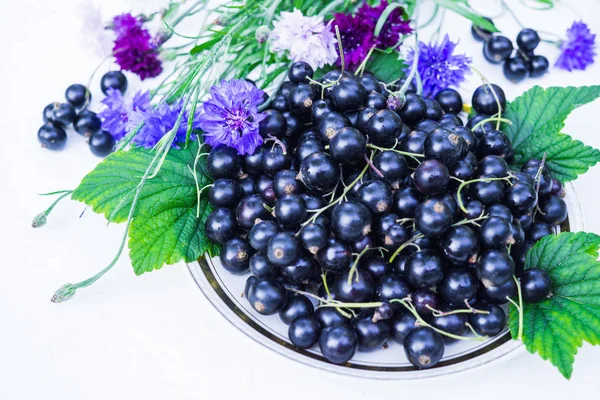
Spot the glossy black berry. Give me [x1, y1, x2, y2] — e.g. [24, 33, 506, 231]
[439, 267, 479, 306]
[550, 178, 564, 196]
[483, 36, 514, 64]
[393, 187, 422, 218]
[359, 255, 390, 280]
[432, 307, 468, 339]
[464, 200, 485, 220]
[73, 110, 101, 137]
[295, 138, 325, 164]
[469, 303, 506, 336]
[503, 57, 528, 83]
[521, 268, 552, 303]
[438, 113, 463, 129]
[299, 223, 328, 255]
[330, 127, 366, 164]
[440, 226, 479, 265]
[398, 93, 426, 125]
[262, 145, 291, 176]
[51, 102, 76, 126]
[271, 95, 288, 112]
[248, 220, 279, 251]
[38, 123, 67, 150]
[319, 325, 358, 364]
[357, 180, 392, 215]
[414, 198, 454, 238]
[404, 250, 445, 289]
[288, 83, 317, 116]
[43, 103, 57, 123]
[413, 160, 450, 196]
[247, 278, 287, 315]
[317, 238, 352, 273]
[220, 237, 253, 274]
[527, 221, 553, 242]
[331, 78, 367, 112]
[529, 55, 549, 77]
[477, 249, 515, 287]
[65, 83, 90, 108]
[256, 175, 276, 204]
[259, 109, 287, 138]
[422, 98, 443, 121]
[479, 278, 517, 305]
[467, 114, 494, 138]
[299, 152, 340, 194]
[403, 327, 444, 369]
[366, 109, 403, 147]
[315, 307, 350, 328]
[274, 194, 306, 227]
[424, 127, 466, 167]
[472, 84, 507, 115]
[479, 216, 514, 249]
[279, 294, 314, 326]
[538, 195, 568, 225]
[333, 269, 375, 303]
[505, 182, 538, 214]
[205, 208, 238, 244]
[359, 73, 381, 93]
[435, 89, 463, 114]
[289, 317, 321, 348]
[267, 232, 299, 266]
[477, 130, 512, 159]
[100, 71, 128, 95]
[249, 252, 280, 279]
[236, 195, 270, 230]
[288, 61, 314, 83]
[411, 289, 439, 317]
[487, 204, 513, 222]
[282, 111, 301, 139]
[207, 145, 241, 179]
[517, 28, 540, 51]
[88, 130, 115, 157]
[331, 201, 372, 242]
[390, 312, 417, 344]
[352, 312, 391, 352]
[470, 175, 505, 206]
[373, 151, 409, 188]
[208, 179, 242, 208]
[319, 111, 351, 142]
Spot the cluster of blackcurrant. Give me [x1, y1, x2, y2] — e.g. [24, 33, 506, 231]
[37, 71, 128, 157]
[472, 19, 549, 83]
[203, 61, 565, 368]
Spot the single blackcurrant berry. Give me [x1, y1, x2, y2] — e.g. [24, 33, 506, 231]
[424, 127, 466, 167]
[503, 57, 529, 83]
[472, 84, 507, 115]
[397, 93, 426, 125]
[352, 312, 391, 352]
[267, 232, 299, 266]
[281, 253, 315, 283]
[65, 83, 90, 108]
[289, 316, 321, 348]
[476, 249, 515, 287]
[438, 267, 479, 306]
[423, 98, 444, 121]
[483, 36, 514, 64]
[435, 88, 463, 114]
[527, 221, 553, 242]
[100, 71, 128, 95]
[529, 55, 549, 77]
[259, 109, 287, 138]
[414, 198, 454, 238]
[319, 325, 358, 364]
[89, 130, 115, 157]
[236, 194, 271, 230]
[521, 268, 552, 302]
[52, 102, 76, 126]
[516, 28, 540, 51]
[331, 201, 372, 242]
[366, 109, 403, 147]
[38, 123, 67, 150]
[288, 61, 314, 83]
[249, 252, 280, 279]
[505, 182, 538, 214]
[403, 327, 444, 369]
[249, 220, 280, 251]
[365, 91, 387, 109]
[479, 216, 514, 249]
[288, 83, 317, 117]
[220, 237, 253, 274]
[538, 195, 568, 225]
[208, 178, 243, 208]
[479, 277, 517, 305]
[207, 145, 241, 179]
[332, 269, 375, 303]
[440, 226, 479, 265]
[404, 250, 445, 289]
[390, 312, 418, 344]
[74, 110, 101, 137]
[205, 208, 239, 244]
[329, 127, 366, 164]
[299, 223, 328, 254]
[247, 278, 287, 315]
[331, 78, 367, 112]
[358, 180, 393, 215]
[298, 152, 340, 194]
[468, 303, 506, 336]
[315, 307, 350, 328]
[412, 159, 450, 196]
[393, 187, 422, 218]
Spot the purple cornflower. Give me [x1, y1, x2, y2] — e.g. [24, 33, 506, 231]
[126, 101, 201, 148]
[198, 79, 266, 155]
[405, 34, 472, 97]
[359, 1, 413, 48]
[112, 13, 162, 80]
[330, 1, 411, 70]
[98, 89, 151, 141]
[555, 21, 596, 71]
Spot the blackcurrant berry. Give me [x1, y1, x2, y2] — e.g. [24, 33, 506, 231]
[319, 325, 358, 364]
[262, 145, 291, 176]
[405, 250, 445, 289]
[247, 278, 287, 315]
[352, 312, 391, 352]
[477, 130, 512, 159]
[282, 111, 301, 139]
[424, 127, 466, 167]
[472, 84, 507, 115]
[479, 216, 514, 248]
[315, 307, 350, 328]
[100, 71, 128, 95]
[403, 327, 444, 369]
[453, 126, 477, 152]
[521, 268, 552, 303]
[317, 238, 352, 273]
[295, 138, 325, 164]
[274, 194, 306, 227]
[365, 91, 387, 109]
[452, 159, 475, 182]
[538, 195, 568, 225]
[413, 119, 441, 134]
[245, 276, 257, 298]
[476, 249, 515, 287]
[390, 312, 418, 344]
[89, 130, 115, 157]
[503, 57, 529, 83]
[468, 303, 506, 336]
[438, 113, 464, 129]
[208, 178, 242, 208]
[259, 109, 287, 138]
[529, 55, 549, 77]
[483, 36, 514, 64]
[479, 155, 509, 177]
[366, 109, 403, 147]
[527, 221, 553, 242]
[65, 83, 90, 108]
[479, 278, 517, 305]
[359, 73, 382, 93]
[331, 201, 372, 242]
[207, 145, 241, 179]
[411, 289, 440, 316]
[73, 110, 101, 137]
[440, 226, 479, 265]
[439, 267, 479, 306]
[331, 78, 367, 112]
[413, 159, 450, 196]
[281, 253, 315, 283]
[550, 178, 564, 196]
[505, 182, 538, 214]
[373, 151, 409, 187]
[271, 95, 288, 112]
[249, 220, 280, 251]
[288, 83, 317, 116]
[435, 88, 463, 114]
[516, 28, 540, 51]
[357, 180, 393, 215]
[423, 98, 444, 121]
[298, 152, 340, 194]
[356, 107, 378, 132]
[43, 103, 57, 124]
[432, 307, 468, 339]
[373, 301, 394, 322]
[353, 233, 378, 254]
[236, 194, 270, 230]
[249, 251, 280, 279]
[220, 237, 253, 274]
[464, 200, 485, 219]
[37, 123, 67, 150]
[467, 114, 494, 138]
[289, 316, 321, 348]
[487, 204, 513, 222]
[414, 198, 454, 238]
[329, 127, 366, 164]
[288, 61, 314, 83]
[205, 208, 239, 244]
[332, 269, 375, 303]
[51, 102, 76, 126]
[267, 232, 299, 266]
[393, 187, 422, 218]
[470, 175, 505, 206]
[256, 175, 276, 204]
[398, 93, 426, 125]
[361, 255, 391, 279]
[299, 223, 328, 254]
[376, 273, 411, 305]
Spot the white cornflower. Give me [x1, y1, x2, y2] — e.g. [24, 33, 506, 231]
[77, 0, 113, 59]
[269, 9, 338, 70]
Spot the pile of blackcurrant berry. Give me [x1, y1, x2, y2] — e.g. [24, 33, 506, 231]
[204, 61, 566, 368]
[472, 19, 549, 83]
[37, 70, 128, 157]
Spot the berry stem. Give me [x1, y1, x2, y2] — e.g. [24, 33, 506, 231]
[354, 45, 377, 77]
[32, 190, 74, 228]
[346, 246, 385, 285]
[367, 143, 425, 159]
[453, 213, 489, 227]
[389, 233, 424, 263]
[456, 175, 512, 214]
[265, 135, 287, 154]
[364, 154, 384, 178]
[426, 304, 490, 317]
[471, 116, 512, 132]
[514, 275, 524, 341]
[469, 65, 504, 130]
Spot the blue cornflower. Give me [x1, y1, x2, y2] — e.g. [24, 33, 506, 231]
[405, 34, 471, 97]
[555, 21, 596, 71]
[98, 89, 151, 141]
[198, 79, 266, 155]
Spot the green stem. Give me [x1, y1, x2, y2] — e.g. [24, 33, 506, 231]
[456, 176, 511, 214]
[32, 191, 73, 228]
[367, 143, 424, 159]
[514, 275, 524, 341]
[389, 233, 424, 263]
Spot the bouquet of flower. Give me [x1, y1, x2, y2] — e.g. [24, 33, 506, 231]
[35, 0, 600, 378]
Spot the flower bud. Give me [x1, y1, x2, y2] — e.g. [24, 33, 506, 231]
[51, 283, 77, 303]
[32, 213, 47, 228]
[255, 26, 270, 43]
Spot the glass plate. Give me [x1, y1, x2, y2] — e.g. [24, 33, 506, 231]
[187, 183, 583, 379]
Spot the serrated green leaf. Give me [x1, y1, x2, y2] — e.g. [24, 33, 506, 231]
[509, 232, 600, 379]
[366, 51, 407, 83]
[431, 0, 498, 32]
[72, 142, 217, 275]
[503, 85, 600, 182]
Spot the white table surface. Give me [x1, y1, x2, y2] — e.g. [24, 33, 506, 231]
[2, 0, 600, 398]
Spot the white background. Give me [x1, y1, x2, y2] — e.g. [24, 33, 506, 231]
[2, 0, 600, 399]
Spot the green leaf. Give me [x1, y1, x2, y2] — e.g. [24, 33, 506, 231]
[190, 38, 221, 55]
[509, 232, 600, 379]
[72, 142, 218, 275]
[431, 0, 499, 32]
[366, 51, 407, 83]
[503, 85, 600, 182]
